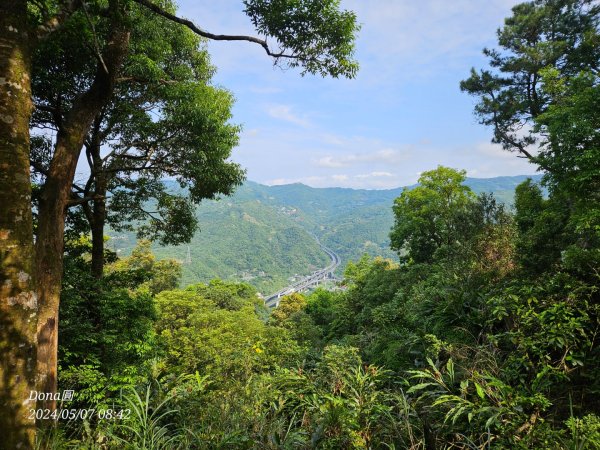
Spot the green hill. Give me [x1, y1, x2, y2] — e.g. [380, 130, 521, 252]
[109, 174, 543, 294]
[110, 195, 330, 294]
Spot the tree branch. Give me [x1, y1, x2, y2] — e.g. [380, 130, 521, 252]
[136, 205, 162, 222]
[132, 0, 298, 59]
[67, 194, 105, 206]
[487, 91, 550, 172]
[34, 102, 63, 129]
[85, 144, 94, 171]
[82, 0, 109, 74]
[35, 0, 82, 41]
[103, 163, 174, 174]
[31, 160, 49, 176]
[116, 75, 178, 85]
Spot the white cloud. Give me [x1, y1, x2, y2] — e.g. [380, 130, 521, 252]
[341, 0, 522, 84]
[265, 176, 328, 186]
[236, 123, 540, 189]
[458, 141, 540, 178]
[265, 104, 311, 128]
[244, 128, 259, 137]
[319, 133, 347, 146]
[172, 1, 536, 190]
[314, 148, 409, 168]
[315, 156, 343, 168]
[178, 0, 522, 88]
[264, 173, 398, 189]
[355, 171, 394, 179]
[474, 140, 540, 163]
[265, 178, 289, 185]
[332, 174, 349, 182]
[475, 141, 515, 159]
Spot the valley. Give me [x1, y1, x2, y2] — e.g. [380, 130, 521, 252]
[109, 174, 542, 295]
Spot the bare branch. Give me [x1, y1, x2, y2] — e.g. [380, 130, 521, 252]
[82, 1, 109, 74]
[34, 102, 63, 129]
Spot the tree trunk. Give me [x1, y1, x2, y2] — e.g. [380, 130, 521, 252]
[0, 2, 38, 448]
[35, 23, 130, 411]
[91, 171, 107, 279]
[35, 130, 83, 413]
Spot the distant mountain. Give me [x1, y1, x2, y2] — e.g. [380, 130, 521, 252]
[110, 174, 543, 294]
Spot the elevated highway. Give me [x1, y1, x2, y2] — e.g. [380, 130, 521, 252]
[264, 234, 341, 308]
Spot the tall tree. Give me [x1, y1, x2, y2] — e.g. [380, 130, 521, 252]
[31, 6, 243, 279]
[0, 4, 38, 445]
[532, 68, 600, 274]
[19, 0, 358, 421]
[462, 0, 600, 276]
[390, 166, 475, 264]
[0, 1, 82, 446]
[33, 1, 130, 410]
[460, 0, 600, 166]
[535, 69, 600, 241]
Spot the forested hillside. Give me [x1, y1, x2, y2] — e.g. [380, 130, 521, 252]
[51, 160, 600, 448]
[112, 175, 542, 294]
[147, 193, 330, 293]
[1, 0, 599, 448]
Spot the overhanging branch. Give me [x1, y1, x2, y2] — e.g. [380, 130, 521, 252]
[132, 0, 298, 60]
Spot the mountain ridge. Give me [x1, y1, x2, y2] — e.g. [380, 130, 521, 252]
[114, 174, 544, 293]
[248, 173, 543, 193]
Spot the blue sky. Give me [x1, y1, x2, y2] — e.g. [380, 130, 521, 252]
[177, 0, 540, 189]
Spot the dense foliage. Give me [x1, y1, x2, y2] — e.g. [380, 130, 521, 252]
[460, 0, 600, 163]
[33, 0, 599, 448]
[0, 0, 360, 444]
[47, 157, 600, 450]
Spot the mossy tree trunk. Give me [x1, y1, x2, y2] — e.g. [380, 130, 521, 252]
[0, 2, 38, 448]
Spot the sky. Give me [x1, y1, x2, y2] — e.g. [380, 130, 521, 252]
[176, 0, 540, 190]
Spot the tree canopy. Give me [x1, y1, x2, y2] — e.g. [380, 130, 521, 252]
[31, 3, 244, 276]
[390, 166, 475, 263]
[460, 0, 600, 165]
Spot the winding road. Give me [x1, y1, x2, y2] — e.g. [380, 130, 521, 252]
[264, 233, 341, 308]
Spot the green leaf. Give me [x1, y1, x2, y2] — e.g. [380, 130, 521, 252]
[475, 382, 485, 400]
